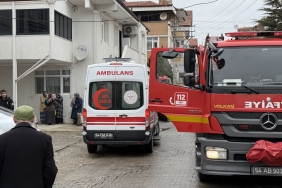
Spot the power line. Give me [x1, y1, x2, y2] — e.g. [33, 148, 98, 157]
[194, 20, 251, 23]
[0, 10, 181, 23]
[0, 1, 223, 23]
[208, 0, 257, 32]
[196, 0, 246, 26]
[183, 0, 220, 9]
[237, 10, 259, 26]
[205, 0, 236, 21]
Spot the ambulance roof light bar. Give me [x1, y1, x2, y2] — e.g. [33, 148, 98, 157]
[103, 58, 132, 63]
[225, 31, 282, 38]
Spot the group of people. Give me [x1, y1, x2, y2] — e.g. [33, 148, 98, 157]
[0, 88, 83, 125]
[40, 91, 83, 125]
[40, 91, 64, 125]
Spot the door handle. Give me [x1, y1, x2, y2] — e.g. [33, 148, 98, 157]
[150, 99, 163, 102]
[119, 114, 128, 118]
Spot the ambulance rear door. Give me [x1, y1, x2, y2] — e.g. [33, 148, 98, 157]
[115, 65, 147, 141]
[86, 65, 117, 137]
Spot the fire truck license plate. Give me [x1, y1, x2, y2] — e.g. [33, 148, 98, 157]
[252, 167, 282, 175]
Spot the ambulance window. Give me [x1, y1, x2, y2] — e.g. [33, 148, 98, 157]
[89, 81, 114, 110]
[121, 81, 143, 110]
[89, 81, 143, 110]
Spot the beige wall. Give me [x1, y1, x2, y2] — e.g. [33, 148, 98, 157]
[144, 21, 169, 35]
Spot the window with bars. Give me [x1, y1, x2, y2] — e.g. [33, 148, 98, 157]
[35, 70, 70, 94]
[55, 11, 72, 40]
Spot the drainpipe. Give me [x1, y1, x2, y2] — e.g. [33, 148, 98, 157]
[47, 0, 56, 59]
[92, 10, 98, 65]
[70, 4, 75, 99]
[137, 22, 142, 64]
[12, 1, 17, 108]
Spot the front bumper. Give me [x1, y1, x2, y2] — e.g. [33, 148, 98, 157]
[83, 130, 152, 145]
[197, 136, 282, 176]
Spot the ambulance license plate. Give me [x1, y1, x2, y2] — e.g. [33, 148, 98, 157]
[94, 133, 113, 139]
[252, 167, 282, 175]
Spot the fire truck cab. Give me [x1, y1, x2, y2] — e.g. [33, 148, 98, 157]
[82, 58, 160, 154]
[148, 31, 282, 182]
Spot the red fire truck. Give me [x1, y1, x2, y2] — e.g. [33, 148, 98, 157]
[148, 31, 282, 182]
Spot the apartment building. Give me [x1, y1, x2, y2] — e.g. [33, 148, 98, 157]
[124, 0, 192, 84]
[0, 0, 148, 123]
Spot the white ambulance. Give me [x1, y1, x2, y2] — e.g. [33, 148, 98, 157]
[82, 58, 160, 153]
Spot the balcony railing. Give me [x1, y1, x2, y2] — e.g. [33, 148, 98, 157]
[174, 26, 190, 31]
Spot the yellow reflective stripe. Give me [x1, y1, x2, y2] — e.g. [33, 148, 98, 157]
[165, 114, 209, 124]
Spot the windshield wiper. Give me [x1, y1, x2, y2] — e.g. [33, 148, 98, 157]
[263, 82, 282, 85]
[241, 84, 259, 94]
[212, 82, 259, 94]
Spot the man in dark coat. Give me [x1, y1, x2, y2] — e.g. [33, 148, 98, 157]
[0, 89, 14, 110]
[0, 105, 58, 188]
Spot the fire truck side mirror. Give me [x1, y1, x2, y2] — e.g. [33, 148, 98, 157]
[162, 49, 179, 59]
[183, 75, 195, 87]
[184, 49, 196, 73]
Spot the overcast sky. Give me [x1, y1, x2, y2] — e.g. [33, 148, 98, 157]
[126, 0, 265, 45]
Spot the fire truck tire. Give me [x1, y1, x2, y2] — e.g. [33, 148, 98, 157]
[198, 172, 213, 182]
[144, 138, 153, 153]
[87, 144, 98, 153]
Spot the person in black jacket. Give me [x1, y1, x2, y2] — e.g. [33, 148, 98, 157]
[0, 105, 58, 188]
[0, 89, 14, 110]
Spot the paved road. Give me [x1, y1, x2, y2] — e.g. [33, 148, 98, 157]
[45, 121, 282, 188]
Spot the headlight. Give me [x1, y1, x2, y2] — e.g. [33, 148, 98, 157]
[205, 146, 227, 160]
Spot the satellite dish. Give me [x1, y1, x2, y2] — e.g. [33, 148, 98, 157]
[74, 45, 88, 61]
[160, 12, 168, 20]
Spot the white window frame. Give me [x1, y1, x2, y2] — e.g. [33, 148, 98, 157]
[34, 70, 71, 94]
[147, 36, 159, 51]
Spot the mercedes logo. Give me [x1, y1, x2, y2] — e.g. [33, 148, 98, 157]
[260, 113, 278, 131]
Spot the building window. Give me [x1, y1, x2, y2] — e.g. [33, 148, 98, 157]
[147, 37, 158, 51]
[0, 10, 12, 35]
[17, 9, 49, 35]
[35, 70, 70, 94]
[55, 11, 72, 41]
[102, 18, 108, 42]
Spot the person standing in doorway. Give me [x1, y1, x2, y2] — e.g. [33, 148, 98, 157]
[40, 91, 48, 124]
[55, 93, 64, 124]
[71, 93, 83, 125]
[0, 105, 58, 188]
[45, 94, 57, 125]
[0, 90, 14, 110]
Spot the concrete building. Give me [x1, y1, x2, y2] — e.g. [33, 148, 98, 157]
[124, 0, 192, 84]
[0, 0, 148, 123]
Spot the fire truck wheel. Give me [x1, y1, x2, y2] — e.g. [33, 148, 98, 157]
[198, 172, 213, 182]
[87, 144, 98, 153]
[144, 138, 153, 153]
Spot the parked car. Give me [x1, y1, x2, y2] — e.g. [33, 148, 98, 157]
[0, 106, 39, 133]
[0, 106, 15, 135]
